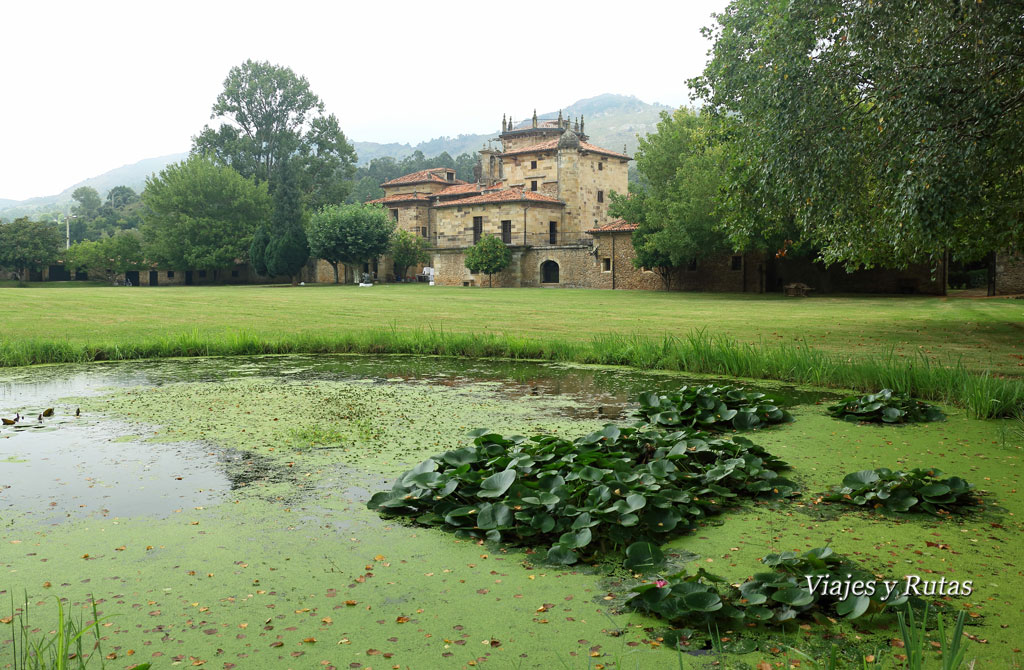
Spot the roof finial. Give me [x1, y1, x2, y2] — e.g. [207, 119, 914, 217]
[624, 144, 628, 155]
[574, 117, 579, 132]
[532, 109, 537, 128]
[502, 113, 506, 133]
[580, 114, 584, 135]
[557, 109, 563, 127]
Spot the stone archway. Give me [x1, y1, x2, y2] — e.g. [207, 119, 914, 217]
[541, 260, 560, 284]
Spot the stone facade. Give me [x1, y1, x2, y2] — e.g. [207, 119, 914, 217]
[372, 112, 631, 288]
[994, 252, 1024, 295]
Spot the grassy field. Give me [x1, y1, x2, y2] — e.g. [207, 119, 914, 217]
[2, 282, 1022, 370]
[1, 282, 1021, 416]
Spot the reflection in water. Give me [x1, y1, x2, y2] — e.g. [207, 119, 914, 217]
[0, 354, 828, 526]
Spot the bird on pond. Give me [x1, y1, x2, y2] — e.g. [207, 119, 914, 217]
[1, 417, 14, 426]
[42, 408, 54, 417]
[76, 408, 80, 417]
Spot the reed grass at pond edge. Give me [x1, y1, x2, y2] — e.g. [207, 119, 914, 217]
[1, 328, 1019, 418]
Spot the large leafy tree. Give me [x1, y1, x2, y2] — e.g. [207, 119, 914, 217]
[389, 229, 431, 280]
[71, 187, 102, 220]
[692, 0, 1024, 267]
[464, 235, 511, 287]
[140, 156, 271, 271]
[0, 218, 63, 278]
[192, 60, 356, 207]
[64, 231, 147, 284]
[265, 160, 309, 285]
[609, 108, 732, 290]
[307, 203, 395, 283]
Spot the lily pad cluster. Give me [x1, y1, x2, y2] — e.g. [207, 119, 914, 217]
[635, 385, 794, 431]
[628, 547, 908, 629]
[825, 468, 980, 515]
[828, 389, 945, 424]
[368, 396, 798, 566]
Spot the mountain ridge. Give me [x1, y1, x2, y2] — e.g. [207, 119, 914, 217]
[1, 94, 674, 221]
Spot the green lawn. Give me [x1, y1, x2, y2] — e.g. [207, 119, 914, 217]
[2, 282, 1021, 376]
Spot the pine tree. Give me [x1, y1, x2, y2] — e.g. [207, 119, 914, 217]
[265, 160, 309, 284]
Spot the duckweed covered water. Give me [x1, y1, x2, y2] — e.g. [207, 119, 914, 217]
[0, 354, 1020, 669]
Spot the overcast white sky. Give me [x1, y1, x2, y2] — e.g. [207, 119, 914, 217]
[0, 0, 729, 201]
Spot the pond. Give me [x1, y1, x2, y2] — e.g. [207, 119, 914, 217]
[0, 355, 1018, 668]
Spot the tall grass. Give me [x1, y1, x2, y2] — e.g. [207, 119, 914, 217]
[0, 328, 1020, 418]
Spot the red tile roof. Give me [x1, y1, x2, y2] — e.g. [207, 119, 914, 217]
[366, 193, 433, 205]
[435, 183, 483, 197]
[587, 219, 638, 233]
[433, 187, 563, 208]
[381, 168, 466, 187]
[501, 140, 631, 160]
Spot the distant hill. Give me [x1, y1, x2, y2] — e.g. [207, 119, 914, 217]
[0, 153, 187, 221]
[2, 94, 675, 221]
[352, 94, 673, 165]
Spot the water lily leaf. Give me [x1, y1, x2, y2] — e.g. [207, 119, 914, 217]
[477, 470, 516, 498]
[624, 541, 664, 571]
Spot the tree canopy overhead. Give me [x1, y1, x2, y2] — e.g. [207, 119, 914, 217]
[692, 0, 1024, 267]
[192, 59, 357, 208]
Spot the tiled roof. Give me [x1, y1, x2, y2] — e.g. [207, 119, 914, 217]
[501, 140, 631, 160]
[587, 219, 638, 233]
[433, 187, 563, 208]
[435, 183, 483, 197]
[380, 168, 466, 187]
[366, 193, 433, 205]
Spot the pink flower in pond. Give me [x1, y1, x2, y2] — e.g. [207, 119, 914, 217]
[655, 580, 668, 588]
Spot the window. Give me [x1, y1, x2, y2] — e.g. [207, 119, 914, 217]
[531, 160, 537, 169]
[531, 180, 538, 192]
[602, 258, 611, 272]
[473, 216, 483, 244]
[167, 271, 175, 278]
[548, 221, 557, 245]
[446, 172, 454, 182]
[421, 226, 428, 237]
[687, 258, 697, 271]
[231, 270, 239, 278]
[731, 255, 742, 271]
[390, 209, 399, 221]
[198, 270, 207, 278]
[598, 162, 603, 171]
[501, 220, 512, 244]
[597, 190, 604, 203]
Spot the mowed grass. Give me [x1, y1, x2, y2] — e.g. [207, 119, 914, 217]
[4, 282, 1021, 369]
[1, 282, 1021, 416]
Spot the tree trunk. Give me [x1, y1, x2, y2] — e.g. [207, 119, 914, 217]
[291, 275, 299, 286]
[489, 274, 493, 288]
[331, 261, 339, 284]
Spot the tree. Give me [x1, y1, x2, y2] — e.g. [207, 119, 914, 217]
[249, 225, 271, 277]
[71, 187, 102, 220]
[140, 156, 271, 271]
[0, 218, 63, 279]
[389, 229, 431, 280]
[307, 203, 395, 283]
[691, 0, 1024, 267]
[192, 60, 356, 206]
[464, 235, 511, 287]
[264, 160, 309, 285]
[64, 231, 147, 283]
[609, 109, 732, 290]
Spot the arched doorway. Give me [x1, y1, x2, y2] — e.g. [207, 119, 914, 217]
[541, 260, 559, 284]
